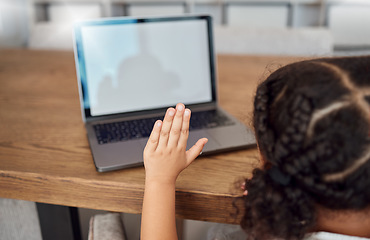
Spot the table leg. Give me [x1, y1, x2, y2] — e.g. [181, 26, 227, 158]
[36, 203, 82, 240]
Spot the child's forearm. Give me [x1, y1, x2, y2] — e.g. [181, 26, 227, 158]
[141, 104, 207, 240]
[141, 179, 178, 240]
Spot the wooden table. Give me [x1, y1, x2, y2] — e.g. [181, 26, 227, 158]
[0, 49, 303, 224]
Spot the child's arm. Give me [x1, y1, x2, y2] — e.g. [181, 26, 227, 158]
[141, 103, 208, 240]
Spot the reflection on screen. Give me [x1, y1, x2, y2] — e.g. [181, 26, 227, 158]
[81, 19, 212, 116]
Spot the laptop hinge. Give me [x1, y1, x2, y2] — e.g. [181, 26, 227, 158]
[84, 102, 218, 124]
[85, 108, 165, 123]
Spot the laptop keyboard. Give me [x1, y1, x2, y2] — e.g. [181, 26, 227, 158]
[93, 110, 235, 145]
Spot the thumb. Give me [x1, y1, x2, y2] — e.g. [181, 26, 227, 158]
[186, 138, 208, 164]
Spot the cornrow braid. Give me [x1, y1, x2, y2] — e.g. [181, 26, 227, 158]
[253, 71, 291, 163]
[241, 56, 370, 240]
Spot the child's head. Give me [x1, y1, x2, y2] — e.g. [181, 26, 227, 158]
[242, 56, 370, 240]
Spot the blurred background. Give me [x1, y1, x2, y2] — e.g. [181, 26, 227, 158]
[1, 1, 370, 240]
[1, 0, 370, 56]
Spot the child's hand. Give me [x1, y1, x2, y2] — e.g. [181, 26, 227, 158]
[143, 103, 208, 184]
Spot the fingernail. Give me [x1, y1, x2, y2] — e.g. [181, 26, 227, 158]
[243, 190, 248, 196]
[156, 121, 162, 127]
[199, 151, 203, 155]
[177, 104, 184, 111]
[168, 110, 175, 116]
[184, 109, 190, 116]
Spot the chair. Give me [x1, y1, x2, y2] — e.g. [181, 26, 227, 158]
[88, 213, 127, 240]
[0, 198, 42, 240]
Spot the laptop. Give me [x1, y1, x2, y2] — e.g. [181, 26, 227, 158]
[73, 15, 256, 172]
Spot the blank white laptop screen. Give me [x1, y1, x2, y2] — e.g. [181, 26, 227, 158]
[80, 19, 212, 116]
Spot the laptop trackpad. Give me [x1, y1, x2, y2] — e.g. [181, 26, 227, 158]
[187, 130, 220, 152]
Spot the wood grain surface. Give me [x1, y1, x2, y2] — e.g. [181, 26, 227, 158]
[0, 49, 305, 224]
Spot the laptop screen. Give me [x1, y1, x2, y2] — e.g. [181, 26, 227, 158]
[74, 15, 216, 118]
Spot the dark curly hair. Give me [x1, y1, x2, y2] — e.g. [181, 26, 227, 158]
[241, 56, 370, 240]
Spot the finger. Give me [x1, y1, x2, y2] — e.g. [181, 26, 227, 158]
[157, 107, 176, 148]
[168, 103, 185, 148]
[144, 120, 162, 153]
[185, 138, 208, 165]
[178, 108, 191, 148]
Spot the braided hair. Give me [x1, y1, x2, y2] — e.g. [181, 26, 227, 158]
[241, 56, 370, 240]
